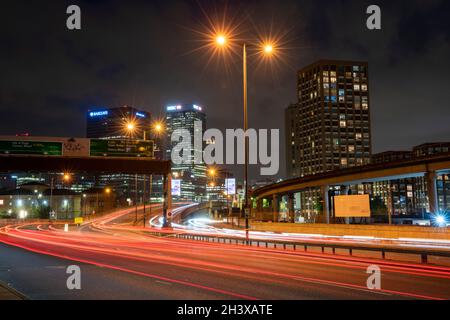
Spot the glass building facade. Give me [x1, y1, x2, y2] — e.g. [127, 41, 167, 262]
[165, 104, 207, 202]
[86, 105, 154, 203]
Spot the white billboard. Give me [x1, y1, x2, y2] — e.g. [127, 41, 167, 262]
[334, 195, 371, 218]
[225, 178, 236, 195]
[171, 179, 181, 197]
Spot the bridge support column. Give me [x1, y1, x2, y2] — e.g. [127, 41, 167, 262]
[321, 185, 330, 224]
[272, 194, 279, 222]
[162, 174, 172, 228]
[426, 170, 439, 214]
[287, 194, 295, 223]
[256, 199, 263, 221]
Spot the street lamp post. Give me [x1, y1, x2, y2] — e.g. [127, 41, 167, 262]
[125, 120, 165, 226]
[208, 168, 232, 222]
[212, 34, 276, 243]
[242, 43, 250, 241]
[143, 174, 146, 227]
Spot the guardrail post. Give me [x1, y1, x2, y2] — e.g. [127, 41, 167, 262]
[421, 254, 428, 264]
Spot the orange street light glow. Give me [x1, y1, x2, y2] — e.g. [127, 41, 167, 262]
[126, 123, 135, 131]
[216, 35, 226, 47]
[264, 44, 274, 55]
[154, 123, 163, 132]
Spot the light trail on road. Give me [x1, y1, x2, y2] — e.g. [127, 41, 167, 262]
[1, 204, 450, 300]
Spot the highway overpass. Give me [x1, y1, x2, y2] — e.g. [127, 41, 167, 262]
[252, 152, 450, 223]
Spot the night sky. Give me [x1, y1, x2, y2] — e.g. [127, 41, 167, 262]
[1, 0, 449, 179]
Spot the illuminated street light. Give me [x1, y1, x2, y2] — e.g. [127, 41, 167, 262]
[105, 188, 111, 194]
[154, 123, 163, 132]
[263, 44, 274, 55]
[63, 173, 71, 182]
[216, 35, 227, 47]
[208, 168, 216, 177]
[209, 31, 278, 242]
[126, 122, 135, 132]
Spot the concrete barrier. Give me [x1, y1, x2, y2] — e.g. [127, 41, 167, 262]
[249, 222, 450, 240]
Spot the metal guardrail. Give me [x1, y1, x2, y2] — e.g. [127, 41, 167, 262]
[146, 230, 450, 265]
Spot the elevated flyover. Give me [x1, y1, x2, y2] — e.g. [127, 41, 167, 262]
[252, 152, 450, 223]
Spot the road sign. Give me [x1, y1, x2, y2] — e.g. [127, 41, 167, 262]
[74, 217, 84, 224]
[90, 139, 154, 158]
[0, 140, 62, 156]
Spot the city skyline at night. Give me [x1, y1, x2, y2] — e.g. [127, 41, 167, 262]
[1, 0, 450, 307]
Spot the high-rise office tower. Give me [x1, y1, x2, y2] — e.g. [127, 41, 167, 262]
[86, 105, 153, 203]
[86, 105, 151, 139]
[165, 104, 207, 202]
[286, 60, 372, 178]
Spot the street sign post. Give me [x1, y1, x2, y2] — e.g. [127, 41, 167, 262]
[0, 140, 62, 156]
[90, 139, 154, 158]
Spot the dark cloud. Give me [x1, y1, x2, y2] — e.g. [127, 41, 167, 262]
[0, 0, 449, 180]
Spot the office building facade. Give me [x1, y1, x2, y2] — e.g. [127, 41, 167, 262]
[284, 60, 372, 222]
[165, 104, 207, 202]
[86, 105, 151, 140]
[86, 105, 153, 202]
[286, 60, 372, 178]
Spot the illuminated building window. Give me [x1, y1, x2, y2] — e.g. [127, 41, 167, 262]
[341, 158, 348, 166]
[354, 84, 360, 91]
[348, 146, 355, 152]
[356, 133, 362, 140]
[340, 121, 347, 128]
[361, 84, 368, 91]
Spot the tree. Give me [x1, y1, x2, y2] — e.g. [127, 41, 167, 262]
[33, 205, 51, 219]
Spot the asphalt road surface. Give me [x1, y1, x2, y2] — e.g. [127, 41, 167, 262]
[0, 205, 449, 300]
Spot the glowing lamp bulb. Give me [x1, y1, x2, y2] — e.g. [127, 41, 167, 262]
[216, 35, 226, 46]
[264, 44, 273, 54]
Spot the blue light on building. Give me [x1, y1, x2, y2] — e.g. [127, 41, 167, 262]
[89, 110, 109, 117]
